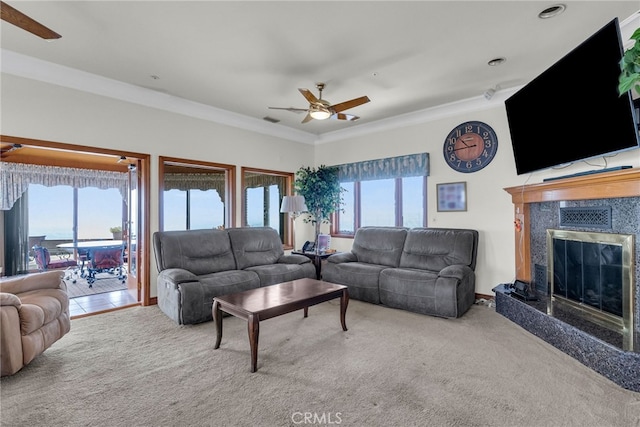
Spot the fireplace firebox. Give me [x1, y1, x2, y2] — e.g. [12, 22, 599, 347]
[547, 229, 635, 351]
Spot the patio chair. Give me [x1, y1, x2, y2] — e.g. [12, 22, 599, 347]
[27, 235, 46, 262]
[32, 245, 79, 281]
[86, 246, 126, 287]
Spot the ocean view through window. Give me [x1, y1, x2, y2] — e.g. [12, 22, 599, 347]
[28, 184, 122, 240]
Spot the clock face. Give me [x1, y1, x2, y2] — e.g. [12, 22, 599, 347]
[443, 121, 498, 173]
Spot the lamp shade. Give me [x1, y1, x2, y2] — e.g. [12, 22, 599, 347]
[280, 195, 308, 213]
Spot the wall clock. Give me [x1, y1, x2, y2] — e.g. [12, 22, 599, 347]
[443, 121, 498, 173]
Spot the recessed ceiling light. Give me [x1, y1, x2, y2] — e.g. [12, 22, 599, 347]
[487, 57, 506, 66]
[538, 4, 566, 19]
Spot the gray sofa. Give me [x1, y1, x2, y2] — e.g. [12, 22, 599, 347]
[322, 226, 478, 318]
[152, 227, 316, 324]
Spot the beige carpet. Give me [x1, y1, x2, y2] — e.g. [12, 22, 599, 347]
[1, 300, 639, 427]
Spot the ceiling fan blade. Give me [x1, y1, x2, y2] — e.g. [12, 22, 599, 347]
[298, 88, 320, 105]
[330, 96, 370, 113]
[332, 113, 360, 121]
[301, 112, 314, 123]
[268, 106, 309, 114]
[1, 1, 61, 39]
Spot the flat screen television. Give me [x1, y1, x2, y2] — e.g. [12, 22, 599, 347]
[505, 17, 640, 176]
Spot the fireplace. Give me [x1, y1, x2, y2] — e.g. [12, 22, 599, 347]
[547, 229, 635, 351]
[500, 168, 640, 392]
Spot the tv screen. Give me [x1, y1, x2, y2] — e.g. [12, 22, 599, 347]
[505, 18, 639, 175]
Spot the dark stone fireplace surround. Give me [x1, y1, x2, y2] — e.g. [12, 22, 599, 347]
[500, 169, 640, 392]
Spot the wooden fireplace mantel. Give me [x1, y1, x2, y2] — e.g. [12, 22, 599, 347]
[504, 168, 640, 281]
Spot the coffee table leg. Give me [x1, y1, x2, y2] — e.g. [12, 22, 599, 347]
[213, 300, 222, 349]
[248, 314, 259, 372]
[340, 289, 349, 331]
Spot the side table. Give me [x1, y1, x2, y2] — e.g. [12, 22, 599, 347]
[292, 251, 337, 279]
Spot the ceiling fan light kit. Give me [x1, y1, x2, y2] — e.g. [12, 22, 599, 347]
[309, 104, 331, 120]
[269, 82, 370, 123]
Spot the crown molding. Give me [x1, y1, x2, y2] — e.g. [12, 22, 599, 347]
[1, 48, 516, 145]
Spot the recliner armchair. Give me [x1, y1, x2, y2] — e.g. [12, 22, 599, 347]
[0, 271, 71, 376]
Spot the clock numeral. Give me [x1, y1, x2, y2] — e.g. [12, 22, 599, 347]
[484, 140, 493, 148]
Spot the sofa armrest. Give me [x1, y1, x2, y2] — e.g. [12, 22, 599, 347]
[158, 268, 199, 286]
[0, 271, 64, 295]
[327, 252, 357, 264]
[439, 264, 474, 280]
[277, 254, 312, 265]
[0, 292, 21, 307]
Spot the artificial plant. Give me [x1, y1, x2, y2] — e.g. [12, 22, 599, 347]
[294, 165, 344, 243]
[618, 27, 640, 96]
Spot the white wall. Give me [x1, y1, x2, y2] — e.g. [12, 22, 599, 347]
[3, 73, 639, 297]
[1, 74, 315, 295]
[314, 101, 640, 296]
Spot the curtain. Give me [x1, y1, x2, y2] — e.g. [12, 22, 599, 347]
[1, 163, 129, 211]
[335, 152, 429, 182]
[3, 191, 29, 275]
[163, 172, 226, 203]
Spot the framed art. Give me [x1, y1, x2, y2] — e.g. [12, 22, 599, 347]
[437, 182, 467, 212]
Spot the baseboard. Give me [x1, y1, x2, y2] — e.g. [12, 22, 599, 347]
[475, 292, 494, 301]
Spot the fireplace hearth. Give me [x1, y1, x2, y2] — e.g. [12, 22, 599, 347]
[502, 169, 640, 392]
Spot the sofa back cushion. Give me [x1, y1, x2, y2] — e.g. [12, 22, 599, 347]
[352, 227, 408, 268]
[399, 228, 478, 271]
[228, 227, 284, 270]
[153, 229, 236, 275]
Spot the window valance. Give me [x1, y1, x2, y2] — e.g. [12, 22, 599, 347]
[163, 173, 227, 203]
[335, 152, 429, 182]
[244, 173, 286, 197]
[1, 162, 128, 211]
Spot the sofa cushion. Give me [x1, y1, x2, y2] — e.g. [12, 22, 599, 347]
[153, 229, 236, 275]
[322, 261, 386, 304]
[247, 263, 316, 287]
[228, 227, 284, 270]
[379, 268, 440, 313]
[399, 228, 478, 271]
[179, 270, 261, 324]
[351, 227, 408, 268]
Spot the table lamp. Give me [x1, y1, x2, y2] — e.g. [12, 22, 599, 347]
[280, 195, 307, 250]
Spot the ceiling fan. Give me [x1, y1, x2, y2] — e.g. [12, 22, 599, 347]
[0, 143, 23, 158]
[1, 1, 61, 39]
[269, 83, 370, 123]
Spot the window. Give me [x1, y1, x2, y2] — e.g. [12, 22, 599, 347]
[332, 153, 429, 237]
[159, 157, 235, 231]
[28, 185, 123, 240]
[241, 167, 293, 246]
[333, 176, 426, 235]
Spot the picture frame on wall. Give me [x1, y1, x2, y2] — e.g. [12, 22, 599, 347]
[437, 182, 467, 212]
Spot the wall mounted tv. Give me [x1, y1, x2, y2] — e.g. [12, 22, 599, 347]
[505, 17, 640, 176]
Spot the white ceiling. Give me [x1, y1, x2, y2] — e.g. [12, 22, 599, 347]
[2, 1, 639, 144]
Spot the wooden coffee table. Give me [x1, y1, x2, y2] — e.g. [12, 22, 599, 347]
[212, 278, 349, 372]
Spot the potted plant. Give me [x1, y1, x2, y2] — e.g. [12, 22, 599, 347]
[618, 27, 640, 96]
[109, 226, 123, 240]
[294, 165, 344, 249]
